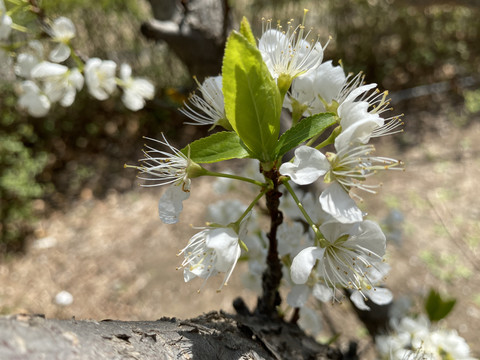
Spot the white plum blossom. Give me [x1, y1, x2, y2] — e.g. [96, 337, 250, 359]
[180, 75, 227, 128]
[31, 61, 84, 107]
[84, 57, 117, 100]
[279, 145, 364, 223]
[126, 135, 205, 224]
[17, 80, 51, 117]
[290, 220, 387, 300]
[376, 315, 476, 360]
[14, 41, 44, 79]
[119, 63, 155, 111]
[178, 216, 250, 290]
[287, 60, 347, 117]
[258, 14, 325, 83]
[279, 139, 402, 223]
[48, 17, 76, 62]
[0, 0, 12, 40]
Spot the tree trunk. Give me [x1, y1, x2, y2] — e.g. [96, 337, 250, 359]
[142, 0, 235, 80]
[0, 309, 343, 359]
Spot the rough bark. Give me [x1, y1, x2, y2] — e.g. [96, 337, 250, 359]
[142, 0, 235, 79]
[0, 310, 343, 360]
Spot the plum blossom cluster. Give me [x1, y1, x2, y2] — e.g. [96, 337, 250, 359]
[0, 1, 154, 117]
[127, 12, 476, 355]
[129, 12, 402, 312]
[376, 314, 475, 360]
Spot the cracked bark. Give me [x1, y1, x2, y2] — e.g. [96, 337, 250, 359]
[0, 312, 343, 359]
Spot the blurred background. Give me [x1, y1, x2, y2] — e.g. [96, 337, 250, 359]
[1, 0, 479, 357]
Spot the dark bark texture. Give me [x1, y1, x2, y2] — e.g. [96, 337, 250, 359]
[142, 0, 235, 80]
[0, 312, 343, 360]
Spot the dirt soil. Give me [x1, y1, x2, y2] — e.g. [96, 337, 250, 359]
[1, 104, 479, 358]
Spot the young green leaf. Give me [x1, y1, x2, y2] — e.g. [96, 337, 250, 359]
[180, 131, 251, 164]
[425, 288, 457, 322]
[274, 113, 336, 158]
[222, 31, 282, 162]
[239, 17, 256, 46]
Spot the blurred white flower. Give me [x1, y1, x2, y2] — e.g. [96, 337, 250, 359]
[18, 80, 51, 117]
[206, 199, 247, 225]
[48, 17, 76, 62]
[0, 0, 12, 40]
[31, 61, 83, 107]
[298, 306, 323, 337]
[376, 314, 476, 360]
[84, 57, 117, 100]
[15, 41, 44, 79]
[119, 63, 154, 111]
[277, 221, 313, 258]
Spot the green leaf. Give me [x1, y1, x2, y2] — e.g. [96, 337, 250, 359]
[425, 288, 457, 322]
[274, 113, 336, 158]
[239, 17, 256, 46]
[223, 31, 282, 162]
[181, 131, 251, 164]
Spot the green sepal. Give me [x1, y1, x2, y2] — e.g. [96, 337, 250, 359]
[425, 288, 456, 322]
[181, 131, 251, 164]
[222, 31, 282, 162]
[274, 113, 336, 158]
[239, 17, 256, 47]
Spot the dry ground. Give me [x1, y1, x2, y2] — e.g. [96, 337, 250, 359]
[1, 112, 479, 358]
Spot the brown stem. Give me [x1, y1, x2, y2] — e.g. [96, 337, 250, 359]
[255, 166, 283, 318]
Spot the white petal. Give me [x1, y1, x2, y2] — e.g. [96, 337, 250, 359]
[343, 83, 377, 104]
[334, 118, 381, 150]
[31, 61, 68, 78]
[18, 81, 51, 117]
[49, 43, 71, 63]
[0, 14, 12, 40]
[298, 306, 323, 336]
[350, 290, 370, 311]
[319, 182, 363, 223]
[59, 87, 76, 107]
[312, 283, 334, 302]
[366, 287, 393, 306]
[15, 53, 40, 78]
[122, 90, 144, 111]
[52, 17, 76, 39]
[69, 68, 84, 90]
[286, 284, 310, 307]
[312, 60, 346, 104]
[120, 63, 132, 80]
[279, 146, 329, 185]
[206, 228, 240, 273]
[132, 79, 155, 99]
[158, 185, 190, 224]
[291, 246, 324, 284]
[351, 220, 386, 258]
